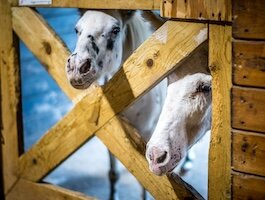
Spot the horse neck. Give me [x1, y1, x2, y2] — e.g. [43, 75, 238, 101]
[122, 11, 161, 61]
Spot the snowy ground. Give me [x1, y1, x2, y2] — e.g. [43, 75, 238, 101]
[21, 8, 210, 200]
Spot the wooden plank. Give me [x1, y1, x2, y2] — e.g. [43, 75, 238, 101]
[12, 0, 160, 9]
[232, 172, 265, 200]
[232, 130, 265, 176]
[6, 179, 96, 200]
[96, 117, 203, 200]
[12, 7, 88, 102]
[0, 0, 20, 194]
[232, 86, 265, 133]
[18, 21, 207, 182]
[233, 0, 265, 40]
[208, 24, 232, 199]
[233, 40, 265, 88]
[160, 0, 231, 21]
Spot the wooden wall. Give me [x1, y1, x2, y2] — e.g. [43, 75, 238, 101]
[232, 0, 265, 199]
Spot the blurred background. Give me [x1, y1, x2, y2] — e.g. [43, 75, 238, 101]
[20, 8, 209, 200]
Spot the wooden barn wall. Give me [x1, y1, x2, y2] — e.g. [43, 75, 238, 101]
[232, 0, 265, 199]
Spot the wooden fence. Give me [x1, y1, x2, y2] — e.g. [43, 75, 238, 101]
[3, 0, 258, 199]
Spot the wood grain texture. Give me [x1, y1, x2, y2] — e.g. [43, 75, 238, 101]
[232, 86, 265, 133]
[0, 0, 20, 194]
[160, 0, 231, 21]
[6, 179, 96, 200]
[13, 0, 160, 9]
[233, 0, 265, 40]
[232, 172, 265, 200]
[208, 24, 232, 200]
[233, 40, 265, 88]
[12, 7, 89, 102]
[232, 130, 265, 176]
[97, 117, 203, 200]
[18, 21, 208, 182]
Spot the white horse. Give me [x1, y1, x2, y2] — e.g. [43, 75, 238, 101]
[66, 10, 167, 140]
[145, 43, 212, 176]
[66, 10, 211, 197]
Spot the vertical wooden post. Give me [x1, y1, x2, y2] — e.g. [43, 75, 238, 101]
[0, 0, 21, 195]
[208, 25, 232, 199]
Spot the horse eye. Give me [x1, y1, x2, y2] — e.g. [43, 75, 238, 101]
[197, 83, 211, 93]
[112, 27, 120, 35]
[75, 28, 81, 35]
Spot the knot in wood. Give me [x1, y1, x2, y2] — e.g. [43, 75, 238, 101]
[42, 41, 52, 55]
[241, 142, 249, 152]
[32, 158, 38, 165]
[146, 59, 154, 68]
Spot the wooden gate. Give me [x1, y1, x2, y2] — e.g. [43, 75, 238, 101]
[1, 0, 234, 199]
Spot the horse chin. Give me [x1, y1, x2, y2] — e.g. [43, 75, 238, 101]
[69, 76, 96, 89]
[149, 165, 167, 176]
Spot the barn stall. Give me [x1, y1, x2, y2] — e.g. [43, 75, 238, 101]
[0, 0, 264, 199]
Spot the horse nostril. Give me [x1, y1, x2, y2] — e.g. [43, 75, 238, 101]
[149, 147, 168, 164]
[156, 151, 167, 164]
[79, 59, 91, 74]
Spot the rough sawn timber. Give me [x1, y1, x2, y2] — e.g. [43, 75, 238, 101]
[208, 24, 232, 200]
[18, 20, 207, 199]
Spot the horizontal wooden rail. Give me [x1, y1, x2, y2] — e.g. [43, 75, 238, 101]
[11, 0, 160, 10]
[232, 86, 265, 133]
[161, 0, 231, 22]
[232, 0, 265, 40]
[232, 40, 265, 88]
[6, 179, 96, 200]
[232, 130, 265, 177]
[232, 171, 265, 199]
[18, 20, 207, 184]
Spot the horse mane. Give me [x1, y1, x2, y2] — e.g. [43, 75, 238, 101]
[122, 10, 165, 61]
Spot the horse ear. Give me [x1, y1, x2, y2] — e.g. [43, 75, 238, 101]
[78, 9, 87, 16]
[119, 10, 136, 23]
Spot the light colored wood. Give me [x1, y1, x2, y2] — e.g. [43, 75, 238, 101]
[12, 7, 89, 102]
[18, 21, 207, 182]
[232, 130, 265, 176]
[6, 179, 96, 200]
[96, 117, 203, 200]
[232, 86, 265, 133]
[208, 24, 232, 199]
[232, 171, 265, 200]
[13, 0, 160, 9]
[160, 0, 231, 21]
[233, 0, 265, 40]
[233, 40, 265, 88]
[0, 0, 20, 194]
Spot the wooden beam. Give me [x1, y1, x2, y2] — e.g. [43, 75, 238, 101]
[18, 21, 207, 182]
[12, 0, 160, 9]
[232, 86, 265, 133]
[232, 130, 265, 177]
[6, 179, 96, 200]
[233, 40, 265, 88]
[160, 0, 231, 22]
[12, 7, 88, 102]
[96, 117, 203, 200]
[232, 0, 265, 40]
[0, 0, 20, 194]
[208, 24, 232, 199]
[232, 171, 265, 200]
